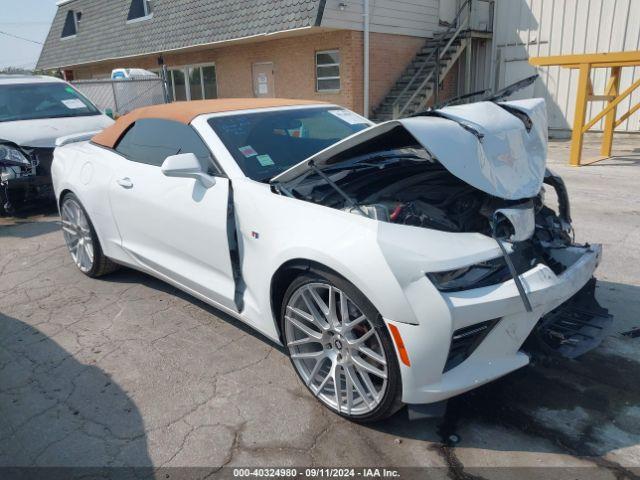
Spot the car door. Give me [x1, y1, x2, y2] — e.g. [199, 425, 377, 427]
[107, 118, 237, 311]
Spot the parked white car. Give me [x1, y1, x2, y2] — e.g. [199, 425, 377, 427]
[0, 75, 113, 214]
[51, 97, 609, 421]
[111, 68, 158, 80]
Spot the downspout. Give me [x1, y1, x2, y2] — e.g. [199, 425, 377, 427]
[363, 0, 370, 118]
[489, 0, 499, 93]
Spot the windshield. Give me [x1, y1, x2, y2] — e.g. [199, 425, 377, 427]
[207, 106, 370, 181]
[0, 82, 100, 123]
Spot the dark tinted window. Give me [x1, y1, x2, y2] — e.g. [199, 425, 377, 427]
[61, 11, 77, 37]
[0, 82, 99, 122]
[207, 107, 369, 181]
[128, 0, 150, 20]
[115, 118, 216, 172]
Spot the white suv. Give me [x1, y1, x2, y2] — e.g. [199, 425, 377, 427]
[0, 75, 113, 214]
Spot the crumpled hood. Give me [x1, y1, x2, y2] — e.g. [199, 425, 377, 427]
[0, 115, 114, 148]
[272, 98, 548, 200]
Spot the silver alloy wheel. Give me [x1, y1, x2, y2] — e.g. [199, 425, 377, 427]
[61, 198, 95, 273]
[284, 282, 388, 416]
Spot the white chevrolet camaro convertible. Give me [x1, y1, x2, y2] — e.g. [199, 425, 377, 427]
[52, 96, 610, 421]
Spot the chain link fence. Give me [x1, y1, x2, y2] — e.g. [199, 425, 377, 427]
[71, 77, 167, 116]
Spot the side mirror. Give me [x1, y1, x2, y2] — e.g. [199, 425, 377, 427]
[161, 153, 216, 188]
[104, 108, 114, 119]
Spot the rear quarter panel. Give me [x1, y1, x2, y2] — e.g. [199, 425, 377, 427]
[52, 142, 123, 261]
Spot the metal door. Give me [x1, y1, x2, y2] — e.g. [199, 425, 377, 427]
[252, 62, 275, 98]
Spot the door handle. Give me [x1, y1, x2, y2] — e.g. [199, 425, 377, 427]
[117, 177, 133, 188]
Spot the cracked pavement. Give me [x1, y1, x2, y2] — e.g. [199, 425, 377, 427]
[1, 136, 639, 477]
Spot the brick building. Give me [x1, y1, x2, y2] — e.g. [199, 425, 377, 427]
[37, 0, 494, 119]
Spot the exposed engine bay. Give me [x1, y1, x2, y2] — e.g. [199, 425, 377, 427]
[281, 140, 573, 270]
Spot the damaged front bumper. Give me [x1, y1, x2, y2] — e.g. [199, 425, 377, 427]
[0, 145, 54, 214]
[524, 276, 612, 359]
[387, 243, 605, 405]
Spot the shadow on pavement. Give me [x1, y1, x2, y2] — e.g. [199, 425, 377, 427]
[0, 313, 153, 472]
[582, 156, 640, 167]
[98, 268, 285, 353]
[0, 220, 61, 239]
[0, 201, 60, 238]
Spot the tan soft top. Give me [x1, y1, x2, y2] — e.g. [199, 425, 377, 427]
[92, 98, 327, 149]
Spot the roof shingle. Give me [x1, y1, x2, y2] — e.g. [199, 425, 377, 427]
[37, 0, 324, 69]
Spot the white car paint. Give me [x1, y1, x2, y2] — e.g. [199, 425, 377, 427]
[111, 68, 158, 80]
[51, 102, 601, 407]
[0, 116, 114, 148]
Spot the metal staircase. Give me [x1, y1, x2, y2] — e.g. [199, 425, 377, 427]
[371, 0, 475, 122]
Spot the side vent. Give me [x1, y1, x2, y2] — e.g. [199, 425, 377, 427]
[443, 319, 500, 372]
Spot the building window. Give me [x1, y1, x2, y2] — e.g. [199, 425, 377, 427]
[127, 0, 152, 22]
[188, 67, 203, 100]
[61, 10, 79, 38]
[167, 64, 217, 101]
[316, 50, 340, 92]
[171, 69, 187, 101]
[202, 65, 217, 99]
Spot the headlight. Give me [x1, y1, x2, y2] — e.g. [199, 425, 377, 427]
[0, 145, 30, 168]
[427, 257, 509, 292]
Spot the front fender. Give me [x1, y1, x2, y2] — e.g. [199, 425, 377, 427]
[231, 180, 421, 342]
[269, 241, 416, 324]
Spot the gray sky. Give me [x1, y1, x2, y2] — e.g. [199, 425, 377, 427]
[0, 0, 58, 69]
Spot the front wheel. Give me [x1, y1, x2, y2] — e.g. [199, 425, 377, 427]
[281, 270, 403, 422]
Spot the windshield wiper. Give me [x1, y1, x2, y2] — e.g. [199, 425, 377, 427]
[412, 74, 539, 115]
[430, 88, 490, 110]
[488, 74, 538, 102]
[410, 110, 484, 140]
[0, 112, 98, 123]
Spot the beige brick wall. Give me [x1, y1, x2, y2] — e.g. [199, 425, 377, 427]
[71, 29, 431, 117]
[423, 62, 461, 108]
[73, 30, 363, 112]
[368, 33, 426, 112]
[322, 31, 426, 115]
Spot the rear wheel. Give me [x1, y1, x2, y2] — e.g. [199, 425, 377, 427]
[60, 193, 118, 278]
[281, 270, 402, 422]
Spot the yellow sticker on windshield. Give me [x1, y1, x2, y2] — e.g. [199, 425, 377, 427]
[256, 154, 274, 166]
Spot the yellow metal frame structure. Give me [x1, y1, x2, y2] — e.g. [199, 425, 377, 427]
[530, 51, 640, 166]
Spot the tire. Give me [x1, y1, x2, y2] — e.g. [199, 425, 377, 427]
[60, 192, 119, 278]
[281, 269, 403, 422]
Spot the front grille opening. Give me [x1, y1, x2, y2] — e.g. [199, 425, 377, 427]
[443, 319, 500, 373]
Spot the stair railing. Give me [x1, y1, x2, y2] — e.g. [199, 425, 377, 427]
[391, 0, 472, 119]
